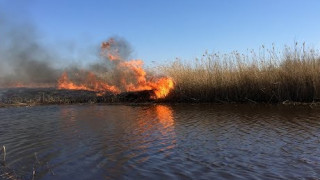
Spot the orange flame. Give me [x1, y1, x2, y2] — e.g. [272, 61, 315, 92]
[57, 38, 174, 99]
[57, 72, 120, 95]
[117, 59, 174, 99]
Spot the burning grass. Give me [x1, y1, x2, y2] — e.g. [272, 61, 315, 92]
[2, 43, 320, 106]
[56, 38, 174, 99]
[161, 43, 320, 103]
[0, 37, 175, 105]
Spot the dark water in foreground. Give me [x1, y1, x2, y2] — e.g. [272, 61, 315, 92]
[0, 104, 320, 179]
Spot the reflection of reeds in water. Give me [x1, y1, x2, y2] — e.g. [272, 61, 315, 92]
[0, 146, 54, 180]
[2, 146, 5, 164]
[1, 145, 21, 180]
[162, 44, 320, 103]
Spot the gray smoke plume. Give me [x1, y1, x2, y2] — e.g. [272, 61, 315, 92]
[102, 36, 132, 60]
[0, 10, 138, 90]
[0, 15, 61, 87]
[99, 37, 138, 90]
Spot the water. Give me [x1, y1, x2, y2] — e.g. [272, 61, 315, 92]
[0, 104, 320, 179]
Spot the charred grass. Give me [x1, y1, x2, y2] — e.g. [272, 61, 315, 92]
[0, 88, 156, 107]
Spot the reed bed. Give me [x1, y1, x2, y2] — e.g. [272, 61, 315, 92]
[161, 43, 320, 103]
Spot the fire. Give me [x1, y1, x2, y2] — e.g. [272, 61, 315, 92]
[152, 77, 174, 99]
[116, 59, 174, 99]
[57, 72, 120, 94]
[13, 82, 24, 88]
[57, 38, 174, 99]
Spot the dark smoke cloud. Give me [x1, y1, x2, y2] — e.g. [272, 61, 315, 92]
[0, 9, 135, 89]
[0, 14, 61, 87]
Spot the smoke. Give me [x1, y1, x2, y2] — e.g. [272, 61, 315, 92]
[57, 37, 174, 98]
[0, 12, 116, 88]
[0, 10, 136, 89]
[0, 11, 174, 98]
[89, 37, 132, 74]
[0, 14, 61, 87]
[101, 36, 132, 60]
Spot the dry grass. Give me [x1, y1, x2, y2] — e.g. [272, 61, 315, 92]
[161, 43, 320, 103]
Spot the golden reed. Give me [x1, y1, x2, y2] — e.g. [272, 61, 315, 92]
[161, 43, 320, 103]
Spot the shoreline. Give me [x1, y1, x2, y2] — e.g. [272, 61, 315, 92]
[1, 100, 320, 109]
[1, 88, 320, 109]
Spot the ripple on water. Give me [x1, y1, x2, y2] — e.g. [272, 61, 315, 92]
[1, 104, 320, 179]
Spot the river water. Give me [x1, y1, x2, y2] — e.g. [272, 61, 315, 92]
[0, 104, 319, 179]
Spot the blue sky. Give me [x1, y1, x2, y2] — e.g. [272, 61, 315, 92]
[2, 0, 320, 65]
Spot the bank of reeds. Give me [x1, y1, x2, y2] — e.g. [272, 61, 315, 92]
[162, 43, 320, 103]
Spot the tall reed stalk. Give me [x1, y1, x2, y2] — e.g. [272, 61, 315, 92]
[161, 43, 320, 103]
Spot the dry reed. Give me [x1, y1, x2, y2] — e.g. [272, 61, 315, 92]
[161, 43, 320, 103]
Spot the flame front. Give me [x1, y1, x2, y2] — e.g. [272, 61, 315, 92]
[57, 72, 120, 95]
[57, 38, 174, 99]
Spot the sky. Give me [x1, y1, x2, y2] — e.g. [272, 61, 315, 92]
[1, 0, 320, 65]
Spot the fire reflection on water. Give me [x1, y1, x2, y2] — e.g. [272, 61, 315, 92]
[3, 104, 320, 179]
[58, 104, 177, 140]
[154, 105, 177, 156]
[155, 105, 175, 136]
[57, 105, 177, 176]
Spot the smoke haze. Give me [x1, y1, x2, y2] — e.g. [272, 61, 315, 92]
[0, 14, 61, 87]
[0, 13, 125, 88]
[0, 10, 174, 99]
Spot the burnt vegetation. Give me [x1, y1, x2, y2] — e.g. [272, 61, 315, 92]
[0, 88, 157, 107]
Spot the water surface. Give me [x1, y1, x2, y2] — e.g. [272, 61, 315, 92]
[0, 104, 319, 179]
